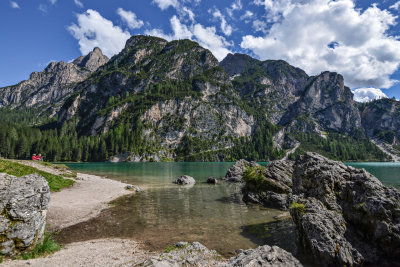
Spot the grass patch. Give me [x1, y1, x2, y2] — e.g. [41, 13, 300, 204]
[19, 232, 61, 260]
[164, 245, 177, 253]
[290, 202, 306, 214]
[0, 159, 74, 191]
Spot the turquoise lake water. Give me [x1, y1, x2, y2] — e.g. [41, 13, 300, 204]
[61, 162, 400, 256]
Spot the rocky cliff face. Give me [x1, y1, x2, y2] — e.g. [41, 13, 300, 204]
[361, 98, 400, 145]
[280, 71, 362, 135]
[0, 47, 108, 111]
[220, 53, 309, 124]
[0, 173, 50, 256]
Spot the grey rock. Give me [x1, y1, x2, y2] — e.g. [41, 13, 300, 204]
[223, 245, 302, 267]
[290, 152, 400, 265]
[207, 177, 218, 184]
[242, 160, 294, 210]
[174, 241, 188, 248]
[0, 173, 50, 256]
[173, 175, 196, 185]
[73, 47, 109, 72]
[140, 241, 221, 266]
[225, 159, 260, 183]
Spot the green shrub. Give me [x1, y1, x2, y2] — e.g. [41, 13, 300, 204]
[290, 202, 306, 214]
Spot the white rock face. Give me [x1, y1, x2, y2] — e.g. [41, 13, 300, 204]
[0, 173, 50, 256]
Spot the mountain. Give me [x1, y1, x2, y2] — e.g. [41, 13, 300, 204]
[0, 35, 396, 162]
[0, 47, 108, 114]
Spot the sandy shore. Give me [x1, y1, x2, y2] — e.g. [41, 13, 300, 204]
[2, 239, 152, 267]
[47, 172, 134, 231]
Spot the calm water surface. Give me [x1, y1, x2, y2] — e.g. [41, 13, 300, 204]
[61, 162, 400, 256]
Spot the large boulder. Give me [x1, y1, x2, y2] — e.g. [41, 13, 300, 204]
[290, 152, 400, 265]
[0, 173, 50, 256]
[223, 245, 302, 267]
[173, 175, 196, 185]
[242, 160, 294, 210]
[225, 159, 260, 182]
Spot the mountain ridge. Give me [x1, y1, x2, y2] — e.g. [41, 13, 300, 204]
[0, 35, 398, 162]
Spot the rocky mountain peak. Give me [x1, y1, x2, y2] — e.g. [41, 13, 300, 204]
[73, 47, 109, 72]
[220, 53, 259, 77]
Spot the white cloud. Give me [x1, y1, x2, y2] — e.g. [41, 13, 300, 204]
[390, 1, 400, 10]
[211, 9, 233, 36]
[227, 0, 243, 17]
[352, 88, 388, 102]
[74, 0, 84, 8]
[153, 0, 178, 10]
[10, 1, 19, 9]
[145, 15, 232, 60]
[240, 10, 254, 22]
[117, 8, 144, 29]
[252, 19, 268, 33]
[49, 0, 57, 5]
[68, 9, 131, 58]
[241, 0, 400, 89]
[38, 4, 47, 13]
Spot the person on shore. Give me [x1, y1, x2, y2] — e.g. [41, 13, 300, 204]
[32, 154, 37, 161]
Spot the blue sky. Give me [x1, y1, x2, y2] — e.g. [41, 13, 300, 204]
[1, 0, 400, 101]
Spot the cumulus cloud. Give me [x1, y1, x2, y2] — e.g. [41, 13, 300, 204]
[241, 0, 400, 89]
[68, 9, 131, 58]
[240, 10, 254, 22]
[10, 1, 19, 9]
[117, 8, 144, 29]
[352, 88, 388, 102]
[145, 15, 232, 60]
[153, 0, 178, 10]
[74, 0, 84, 8]
[211, 9, 233, 36]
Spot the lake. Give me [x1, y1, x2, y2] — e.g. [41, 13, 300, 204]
[60, 162, 400, 257]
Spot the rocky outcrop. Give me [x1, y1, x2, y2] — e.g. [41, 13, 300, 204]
[223, 245, 302, 267]
[173, 175, 196, 185]
[239, 152, 400, 266]
[290, 152, 400, 265]
[242, 160, 294, 210]
[0, 47, 108, 111]
[0, 173, 50, 256]
[140, 242, 221, 266]
[224, 159, 260, 182]
[73, 47, 109, 72]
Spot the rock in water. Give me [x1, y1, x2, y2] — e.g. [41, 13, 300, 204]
[224, 245, 302, 267]
[242, 160, 294, 210]
[290, 152, 400, 266]
[207, 177, 218, 184]
[225, 159, 260, 182]
[173, 175, 196, 185]
[0, 173, 50, 256]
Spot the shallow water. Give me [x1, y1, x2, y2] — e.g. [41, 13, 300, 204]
[61, 161, 400, 257]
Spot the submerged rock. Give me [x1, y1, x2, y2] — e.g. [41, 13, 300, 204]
[173, 175, 196, 185]
[0, 173, 50, 256]
[225, 159, 260, 182]
[207, 177, 218, 184]
[223, 245, 302, 267]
